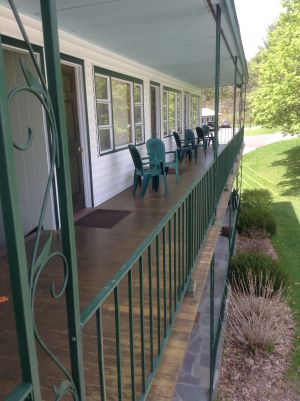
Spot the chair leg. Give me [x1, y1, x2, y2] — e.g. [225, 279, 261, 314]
[176, 165, 179, 182]
[141, 175, 151, 198]
[133, 173, 139, 194]
[162, 173, 168, 196]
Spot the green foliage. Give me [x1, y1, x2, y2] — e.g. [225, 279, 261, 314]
[248, 0, 300, 134]
[242, 189, 273, 208]
[229, 252, 286, 295]
[238, 189, 276, 235]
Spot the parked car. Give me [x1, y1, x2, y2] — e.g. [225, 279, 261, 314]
[220, 120, 231, 128]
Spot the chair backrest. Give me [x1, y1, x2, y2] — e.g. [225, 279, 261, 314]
[184, 128, 195, 143]
[128, 144, 143, 171]
[173, 131, 182, 149]
[196, 126, 204, 140]
[202, 124, 210, 135]
[146, 138, 166, 163]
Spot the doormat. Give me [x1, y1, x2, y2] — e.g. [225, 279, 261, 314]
[75, 209, 131, 229]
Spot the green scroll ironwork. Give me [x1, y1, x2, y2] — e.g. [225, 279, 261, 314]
[0, 1, 83, 400]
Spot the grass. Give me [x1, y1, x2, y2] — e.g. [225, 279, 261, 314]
[245, 125, 281, 136]
[242, 137, 300, 390]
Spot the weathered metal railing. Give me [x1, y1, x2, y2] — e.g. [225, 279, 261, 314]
[209, 187, 241, 401]
[80, 128, 244, 401]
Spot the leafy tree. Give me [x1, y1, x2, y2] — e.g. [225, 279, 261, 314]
[249, 0, 300, 134]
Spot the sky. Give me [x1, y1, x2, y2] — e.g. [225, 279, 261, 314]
[234, 0, 283, 61]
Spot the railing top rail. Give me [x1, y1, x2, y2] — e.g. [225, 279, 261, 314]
[80, 128, 244, 326]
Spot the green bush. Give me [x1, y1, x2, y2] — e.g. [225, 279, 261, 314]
[238, 207, 277, 235]
[241, 189, 273, 209]
[238, 189, 276, 235]
[229, 252, 286, 295]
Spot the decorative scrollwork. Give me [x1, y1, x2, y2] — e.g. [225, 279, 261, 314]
[7, 1, 78, 400]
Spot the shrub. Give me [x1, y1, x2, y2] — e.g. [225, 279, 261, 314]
[229, 252, 286, 295]
[241, 188, 273, 209]
[238, 207, 277, 235]
[227, 275, 293, 352]
[238, 189, 277, 236]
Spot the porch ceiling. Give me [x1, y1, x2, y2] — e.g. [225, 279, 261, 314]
[1, 0, 248, 87]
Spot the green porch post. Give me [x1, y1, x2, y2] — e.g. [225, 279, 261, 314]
[213, 4, 221, 160]
[0, 38, 41, 401]
[232, 56, 238, 137]
[39, 1, 85, 400]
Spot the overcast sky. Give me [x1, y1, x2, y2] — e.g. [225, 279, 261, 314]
[234, 0, 283, 60]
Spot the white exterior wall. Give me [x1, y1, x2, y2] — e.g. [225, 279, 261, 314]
[0, 6, 202, 208]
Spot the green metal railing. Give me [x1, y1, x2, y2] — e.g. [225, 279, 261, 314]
[209, 187, 241, 401]
[0, 1, 244, 400]
[80, 128, 244, 401]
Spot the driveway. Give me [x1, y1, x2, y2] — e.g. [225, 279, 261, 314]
[243, 132, 291, 154]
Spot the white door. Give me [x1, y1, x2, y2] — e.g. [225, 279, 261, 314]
[0, 47, 55, 249]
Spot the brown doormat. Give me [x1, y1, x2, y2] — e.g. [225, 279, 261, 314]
[75, 209, 131, 229]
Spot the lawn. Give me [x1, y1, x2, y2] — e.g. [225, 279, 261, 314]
[242, 137, 300, 390]
[245, 125, 282, 136]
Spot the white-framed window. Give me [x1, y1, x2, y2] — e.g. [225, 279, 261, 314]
[94, 68, 144, 155]
[163, 88, 182, 136]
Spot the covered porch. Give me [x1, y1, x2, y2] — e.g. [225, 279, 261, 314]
[0, 131, 243, 401]
[0, 1, 247, 401]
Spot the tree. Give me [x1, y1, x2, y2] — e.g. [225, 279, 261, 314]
[249, 0, 300, 134]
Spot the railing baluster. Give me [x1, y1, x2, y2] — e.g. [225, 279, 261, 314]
[96, 307, 106, 401]
[162, 227, 167, 338]
[156, 236, 161, 354]
[128, 270, 136, 401]
[178, 207, 181, 295]
[114, 286, 123, 401]
[168, 220, 172, 324]
[182, 202, 185, 286]
[173, 212, 177, 310]
[139, 256, 146, 392]
[148, 245, 154, 371]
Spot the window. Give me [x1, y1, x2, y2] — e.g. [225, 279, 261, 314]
[94, 68, 144, 154]
[163, 88, 182, 136]
[190, 95, 200, 128]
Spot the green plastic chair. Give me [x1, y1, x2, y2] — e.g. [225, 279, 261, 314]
[184, 129, 197, 161]
[128, 144, 168, 198]
[173, 131, 194, 162]
[202, 124, 214, 147]
[146, 138, 179, 182]
[195, 126, 208, 157]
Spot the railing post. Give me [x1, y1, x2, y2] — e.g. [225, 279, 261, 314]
[232, 56, 238, 138]
[39, 1, 85, 399]
[213, 4, 221, 160]
[0, 37, 41, 401]
[209, 254, 215, 401]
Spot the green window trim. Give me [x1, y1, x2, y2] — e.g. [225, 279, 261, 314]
[94, 66, 145, 155]
[190, 94, 201, 128]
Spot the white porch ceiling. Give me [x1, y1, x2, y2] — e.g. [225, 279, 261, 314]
[1, 0, 248, 88]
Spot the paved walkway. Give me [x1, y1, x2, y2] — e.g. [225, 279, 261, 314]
[243, 132, 291, 154]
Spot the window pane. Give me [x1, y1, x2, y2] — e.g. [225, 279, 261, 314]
[168, 92, 176, 132]
[97, 103, 110, 126]
[98, 128, 112, 152]
[192, 96, 197, 127]
[112, 79, 132, 147]
[135, 124, 143, 143]
[95, 75, 109, 100]
[163, 121, 168, 134]
[134, 105, 142, 124]
[134, 84, 142, 103]
[163, 90, 168, 106]
[177, 94, 181, 131]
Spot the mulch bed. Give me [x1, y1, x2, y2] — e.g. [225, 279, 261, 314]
[218, 306, 297, 401]
[218, 231, 299, 401]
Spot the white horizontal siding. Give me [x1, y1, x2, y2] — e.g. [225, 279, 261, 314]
[0, 6, 202, 208]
